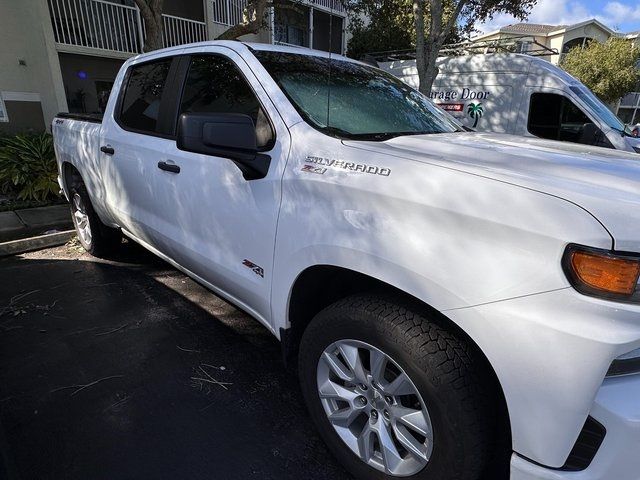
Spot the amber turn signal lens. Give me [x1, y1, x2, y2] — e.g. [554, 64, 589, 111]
[570, 250, 640, 295]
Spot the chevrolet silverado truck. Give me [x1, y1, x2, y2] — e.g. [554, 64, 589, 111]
[52, 41, 640, 480]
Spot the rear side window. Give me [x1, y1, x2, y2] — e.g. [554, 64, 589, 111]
[119, 59, 172, 134]
[179, 55, 274, 148]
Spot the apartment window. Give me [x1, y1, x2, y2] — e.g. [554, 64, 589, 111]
[119, 58, 172, 133]
[274, 5, 310, 47]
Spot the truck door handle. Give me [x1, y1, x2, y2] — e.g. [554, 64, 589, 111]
[158, 161, 180, 174]
[100, 145, 114, 155]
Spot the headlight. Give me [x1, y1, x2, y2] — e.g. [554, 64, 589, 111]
[562, 244, 640, 303]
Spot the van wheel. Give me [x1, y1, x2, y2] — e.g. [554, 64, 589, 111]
[70, 183, 121, 257]
[298, 294, 493, 480]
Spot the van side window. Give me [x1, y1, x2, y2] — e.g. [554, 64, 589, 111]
[119, 58, 172, 134]
[179, 55, 274, 149]
[528, 92, 612, 148]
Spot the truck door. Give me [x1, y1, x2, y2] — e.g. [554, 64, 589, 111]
[148, 47, 291, 326]
[100, 54, 182, 241]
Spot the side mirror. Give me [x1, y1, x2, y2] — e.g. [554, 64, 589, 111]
[176, 112, 271, 180]
[577, 122, 614, 149]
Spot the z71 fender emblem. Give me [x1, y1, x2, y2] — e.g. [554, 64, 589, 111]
[301, 164, 327, 175]
[243, 259, 264, 278]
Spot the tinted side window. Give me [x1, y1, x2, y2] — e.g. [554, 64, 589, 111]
[120, 59, 172, 133]
[528, 92, 599, 144]
[179, 55, 274, 148]
[528, 92, 562, 140]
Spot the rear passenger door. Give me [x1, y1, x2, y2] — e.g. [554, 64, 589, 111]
[101, 54, 182, 241]
[149, 47, 291, 326]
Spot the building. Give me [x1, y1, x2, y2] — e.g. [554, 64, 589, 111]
[471, 19, 614, 66]
[0, 0, 348, 134]
[470, 19, 640, 123]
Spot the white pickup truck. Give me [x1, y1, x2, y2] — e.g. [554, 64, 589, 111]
[52, 41, 640, 480]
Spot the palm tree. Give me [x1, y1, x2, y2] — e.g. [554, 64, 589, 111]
[467, 103, 484, 128]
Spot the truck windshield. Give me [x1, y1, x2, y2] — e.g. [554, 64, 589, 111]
[254, 51, 461, 140]
[569, 85, 632, 136]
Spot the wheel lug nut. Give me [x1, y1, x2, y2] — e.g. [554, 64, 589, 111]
[385, 396, 393, 404]
[371, 410, 378, 420]
[359, 383, 368, 391]
[357, 396, 367, 406]
[383, 410, 390, 420]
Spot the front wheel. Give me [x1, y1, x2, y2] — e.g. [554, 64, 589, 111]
[298, 294, 495, 480]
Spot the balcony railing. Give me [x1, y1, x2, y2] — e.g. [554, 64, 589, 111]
[210, 0, 248, 26]
[162, 14, 207, 47]
[47, 0, 207, 54]
[210, 0, 345, 26]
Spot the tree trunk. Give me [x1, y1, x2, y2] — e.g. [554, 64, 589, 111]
[415, 0, 467, 95]
[134, 0, 164, 52]
[413, 0, 428, 93]
[143, 15, 163, 51]
[415, 0, 443, 94]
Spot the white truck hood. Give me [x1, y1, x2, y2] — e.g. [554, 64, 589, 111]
[345, 132, 640, 251]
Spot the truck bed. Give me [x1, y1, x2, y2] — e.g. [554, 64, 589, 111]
[56, 112, 103, 124]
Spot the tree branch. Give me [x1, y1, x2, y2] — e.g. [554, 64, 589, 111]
[215, 0, 269, 40]
[440, 0, 467, 43]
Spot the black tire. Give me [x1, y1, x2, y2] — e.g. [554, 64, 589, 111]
[69, 182, 121, 257]
[298, 294, 495, 480]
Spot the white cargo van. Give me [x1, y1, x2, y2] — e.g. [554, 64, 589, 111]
[380, 54, 640, 153]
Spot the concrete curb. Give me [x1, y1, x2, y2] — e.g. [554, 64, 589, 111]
[0, 230, 76, 257]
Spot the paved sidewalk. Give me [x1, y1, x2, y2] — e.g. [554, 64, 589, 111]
[0, 204, 72, 243]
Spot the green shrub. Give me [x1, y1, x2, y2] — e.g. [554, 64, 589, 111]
[0, 133, 60, 202]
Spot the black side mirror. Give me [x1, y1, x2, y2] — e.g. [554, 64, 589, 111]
[578, 122, 599, 145]
[578, 122, 614, 149]
[176, 112, 271, 180]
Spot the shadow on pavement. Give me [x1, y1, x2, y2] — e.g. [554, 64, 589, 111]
[0, 244, 350, 480]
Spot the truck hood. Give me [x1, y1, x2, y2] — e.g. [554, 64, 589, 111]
[345, 132, 640, 251]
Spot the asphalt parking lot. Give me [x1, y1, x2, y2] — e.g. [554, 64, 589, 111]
[0, 240, 351, 480]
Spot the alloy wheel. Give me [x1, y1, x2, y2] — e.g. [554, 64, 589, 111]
[72, 193, 92, 247]
[317, 339, 434, 476]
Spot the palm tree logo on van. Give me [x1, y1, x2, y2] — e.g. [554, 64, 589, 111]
[467, 103, 484, 128]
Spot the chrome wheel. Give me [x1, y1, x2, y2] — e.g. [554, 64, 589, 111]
[72, 192, 92, 247]
[317, 339, 433, 477]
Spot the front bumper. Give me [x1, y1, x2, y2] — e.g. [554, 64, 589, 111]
[510, 372, 640, 479]
[445, 287, 640, 469]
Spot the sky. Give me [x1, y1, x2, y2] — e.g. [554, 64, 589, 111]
[477, 0, 640, 34]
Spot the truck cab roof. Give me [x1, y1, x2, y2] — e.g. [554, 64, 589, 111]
[129, 40, 354, 64]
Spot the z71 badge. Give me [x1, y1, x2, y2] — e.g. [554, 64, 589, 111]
[301, 165, 327, 175]
[306, 156, 391, 176]
[242, 259, 264, 278]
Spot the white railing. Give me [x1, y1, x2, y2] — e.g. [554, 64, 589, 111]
[210, 0, 344, 26]
[48, 0, 142, 53]
[211, 0, 247, 26]
[48, 0, 207, 54]
[162, 14, 207, 47]
[309, 0, 345, 13]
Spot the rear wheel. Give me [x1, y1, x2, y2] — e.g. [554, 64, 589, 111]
[70, 183, 121, 257]
[298, 294, 495, 480]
